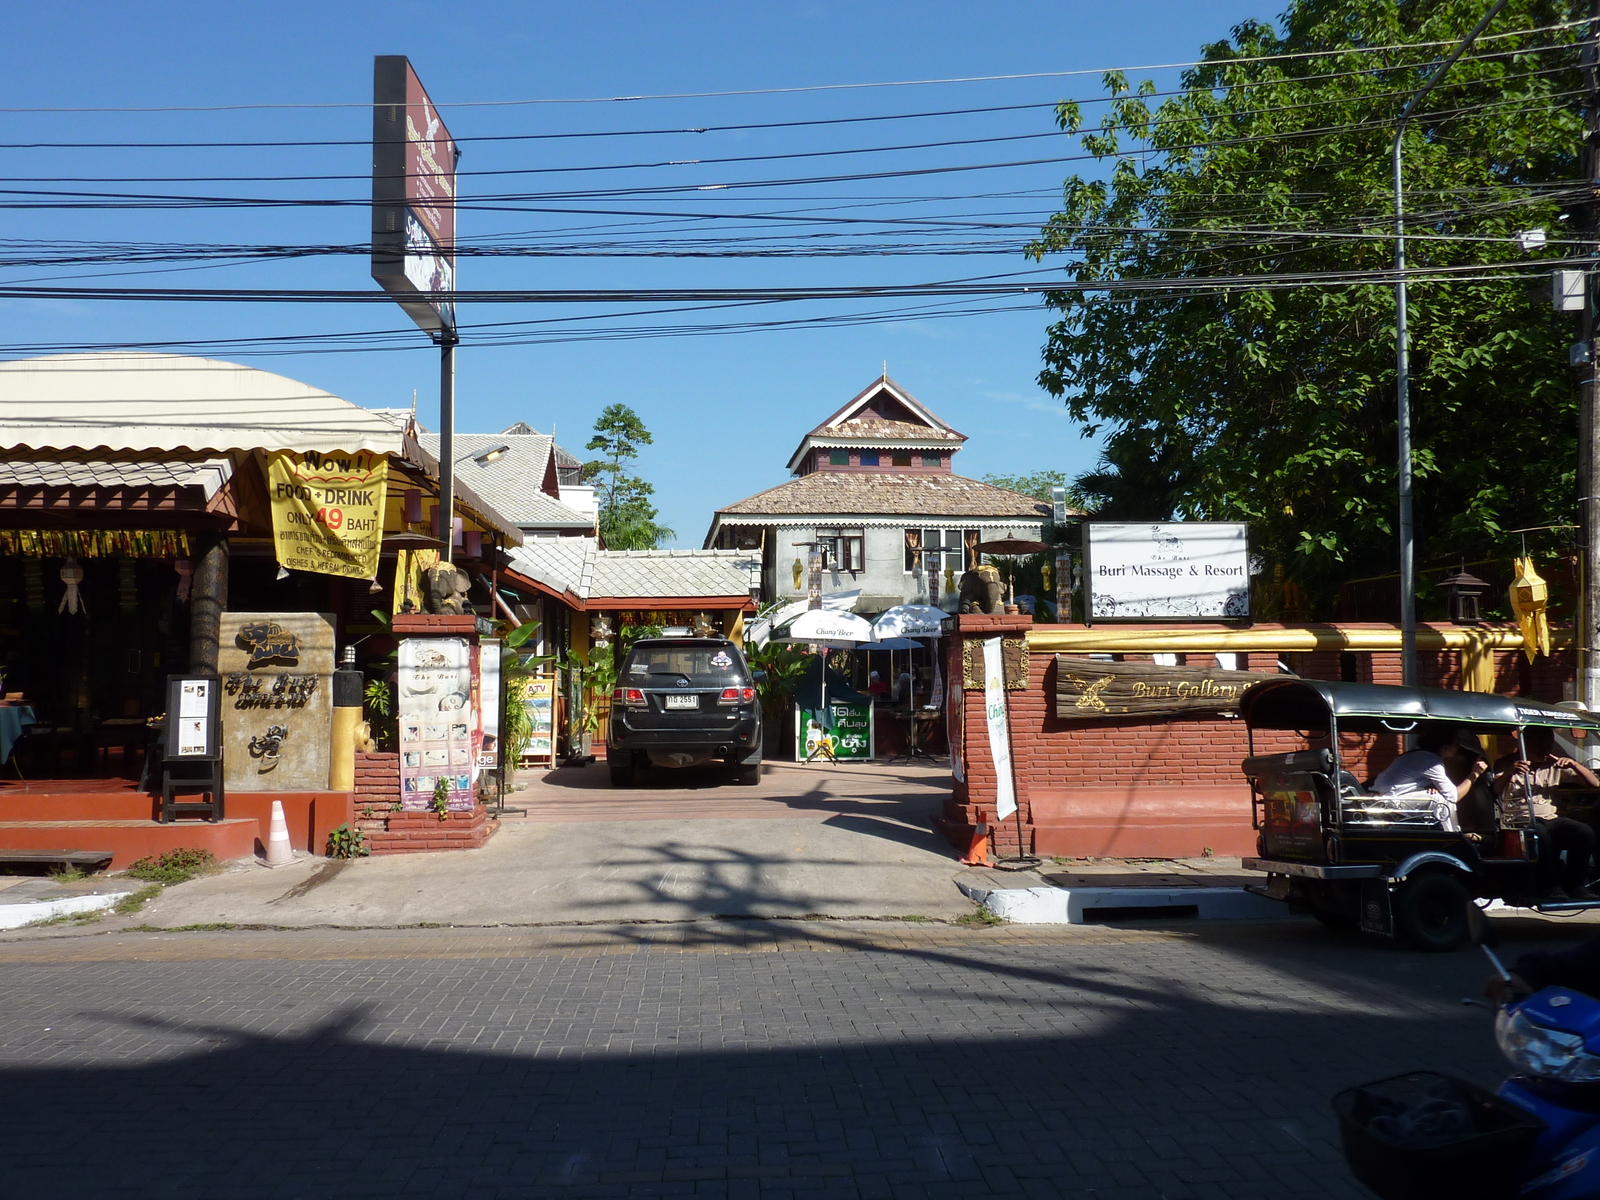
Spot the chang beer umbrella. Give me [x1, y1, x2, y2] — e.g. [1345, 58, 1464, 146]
[776, 609, 876, 760]
[872, 604, 949, 639]
[1510, 557, 1551, 663]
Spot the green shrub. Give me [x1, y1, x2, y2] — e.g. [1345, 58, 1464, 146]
[126, 848, 220, 885]
[326, 823, 369, 859]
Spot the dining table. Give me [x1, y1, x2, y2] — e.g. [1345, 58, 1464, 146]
[0, 704, 38, 767]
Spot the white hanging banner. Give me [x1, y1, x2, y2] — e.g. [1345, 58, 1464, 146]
[982, 636, 1016, 820]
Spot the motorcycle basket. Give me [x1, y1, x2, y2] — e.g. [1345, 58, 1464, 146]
[1332, 1071, 1545, 1200]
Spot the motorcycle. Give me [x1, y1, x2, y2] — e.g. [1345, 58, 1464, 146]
[1335, 908, 1600, 1199]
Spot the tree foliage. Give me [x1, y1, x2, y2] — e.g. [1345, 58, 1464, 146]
[1028, 0, 1584, 609]
[582, 403, 674, 550]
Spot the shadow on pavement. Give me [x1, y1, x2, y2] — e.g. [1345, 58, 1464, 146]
[0, 923, 1509, 1199]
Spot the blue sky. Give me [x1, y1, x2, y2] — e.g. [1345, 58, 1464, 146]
[3, 0, 1270, 546]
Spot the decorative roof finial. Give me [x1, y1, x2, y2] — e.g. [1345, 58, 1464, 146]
[882, 360, 887, 381]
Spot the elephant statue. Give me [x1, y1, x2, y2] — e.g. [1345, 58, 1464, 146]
[958, 564, 1004, 614]
[422, 562, 473, 615]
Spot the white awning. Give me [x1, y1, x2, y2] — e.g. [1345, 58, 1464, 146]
[0, 353, 406, 456]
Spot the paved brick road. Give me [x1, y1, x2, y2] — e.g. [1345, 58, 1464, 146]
[0, 917, 1559, 1199]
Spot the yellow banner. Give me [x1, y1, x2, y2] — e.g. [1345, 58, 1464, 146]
[268, 450, 387, 579]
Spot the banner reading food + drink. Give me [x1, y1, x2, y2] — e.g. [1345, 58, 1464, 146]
[268, 450, 387, 579]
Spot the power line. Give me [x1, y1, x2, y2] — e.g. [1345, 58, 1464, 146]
[0, 18, 1582, 112]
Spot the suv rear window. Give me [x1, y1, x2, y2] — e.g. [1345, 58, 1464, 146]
[624, 644, 745, 686]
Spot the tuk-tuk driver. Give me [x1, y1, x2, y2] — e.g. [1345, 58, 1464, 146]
[1495, 728, 1600, 901]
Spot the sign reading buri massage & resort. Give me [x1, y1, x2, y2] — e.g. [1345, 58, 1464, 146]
[1054, 655, 1263, 720]
[267, 450, 387, 579]
[1084, 522, 1250, 620]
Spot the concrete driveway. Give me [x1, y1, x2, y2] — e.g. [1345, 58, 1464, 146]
[141, 760, 977, 928]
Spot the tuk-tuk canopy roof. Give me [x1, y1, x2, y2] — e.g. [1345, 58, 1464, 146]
[1239, 678, 1600, 735]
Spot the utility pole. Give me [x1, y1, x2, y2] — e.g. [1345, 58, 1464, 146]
[438, 331, 458, 557]
[1583, 0, 1600, 711]
[1392, 0, 1508, 686]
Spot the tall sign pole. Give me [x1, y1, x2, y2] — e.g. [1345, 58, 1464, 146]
[1391, 0, 1507, 686]
[1583, 0, 1600, 711]
[371, 56, 460, 557]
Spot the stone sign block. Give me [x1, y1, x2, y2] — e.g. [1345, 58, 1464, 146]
[217, 612, 335, 792]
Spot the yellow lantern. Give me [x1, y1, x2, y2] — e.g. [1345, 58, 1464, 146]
[1509, 557, 1550, 663]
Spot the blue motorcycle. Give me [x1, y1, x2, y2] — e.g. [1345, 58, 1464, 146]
[1336, 900, 1600, 1199]
[1492, 987, 1600, 1198]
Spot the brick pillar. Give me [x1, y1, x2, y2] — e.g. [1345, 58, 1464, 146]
[951, 613, 1036, 856]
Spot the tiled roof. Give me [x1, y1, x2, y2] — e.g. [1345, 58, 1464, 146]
[0, 455, 233, 498]
[592, 549, 758, 599]
[507, 539, 758, 603]
[507, 537, 596, 601]
[815, 416, 962, 442]
[714, 472, 1052, 520]
[417, 431, 593, 531]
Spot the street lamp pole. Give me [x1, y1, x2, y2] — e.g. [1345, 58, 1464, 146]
[1393, 0, 1507, 686]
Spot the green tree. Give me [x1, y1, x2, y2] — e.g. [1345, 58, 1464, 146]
[582, 403, 674, 549]
[1027, 0, 1583, 610]
[982, 470, 1073, 503]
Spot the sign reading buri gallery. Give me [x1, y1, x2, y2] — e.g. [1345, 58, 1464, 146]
[267, 450, 387, 580]
[1054, 655, 1263, 720]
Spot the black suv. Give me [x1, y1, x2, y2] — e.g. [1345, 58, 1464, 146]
[607, 636, 763, 786]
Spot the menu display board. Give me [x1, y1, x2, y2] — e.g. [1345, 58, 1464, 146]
[397, 637, 478, 812]
[165, 676, 220, 760]
[522, 674, 556, 766]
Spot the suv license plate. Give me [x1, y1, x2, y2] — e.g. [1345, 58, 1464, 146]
[665, 694, 698, 710]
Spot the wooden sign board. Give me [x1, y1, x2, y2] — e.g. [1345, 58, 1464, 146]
[1053, 654, 1262, 720]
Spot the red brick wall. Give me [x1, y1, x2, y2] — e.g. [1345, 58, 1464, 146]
[352, 752, 499, 855]
[946, 620, 1574, 859]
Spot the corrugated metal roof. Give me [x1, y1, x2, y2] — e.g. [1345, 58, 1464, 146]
[0, 353, 406, 455]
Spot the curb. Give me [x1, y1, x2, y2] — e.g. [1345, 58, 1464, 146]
[0, 892, 135, 929]
[955, 879, 1287, 924]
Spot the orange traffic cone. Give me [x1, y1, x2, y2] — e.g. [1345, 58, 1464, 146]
[959, 821, 992, 867]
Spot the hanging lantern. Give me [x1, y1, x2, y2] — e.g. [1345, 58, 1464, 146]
[58, 556, 86, 615]
[1439, 569, 1490, 625]
[1509, 557, 1551, 663]
[590, 613, 614, 647]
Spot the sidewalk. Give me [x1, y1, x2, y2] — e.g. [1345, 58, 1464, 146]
[132, 759, 978, 928]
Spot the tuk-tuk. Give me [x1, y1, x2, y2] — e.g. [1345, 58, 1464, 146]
[1240, 678, 1600, 951]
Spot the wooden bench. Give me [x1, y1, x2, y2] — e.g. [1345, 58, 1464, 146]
[0, 849, 115, 872]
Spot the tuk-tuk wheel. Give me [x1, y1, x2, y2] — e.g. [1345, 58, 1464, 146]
[1395, 872, 1472, 952]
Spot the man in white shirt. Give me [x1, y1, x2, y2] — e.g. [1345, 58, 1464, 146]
[1373, 727, 1489, 801]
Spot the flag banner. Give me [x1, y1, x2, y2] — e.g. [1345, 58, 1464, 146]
[268, 450, 387, 580]
[983, 636, 1016, 820]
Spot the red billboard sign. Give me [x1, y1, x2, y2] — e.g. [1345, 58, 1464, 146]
[371, 56, 458, 338]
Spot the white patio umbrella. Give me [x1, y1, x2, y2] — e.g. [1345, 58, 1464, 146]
[746, 590, 861, 647]
[776, 609, 876, 760]
[872, 604, 948, 639]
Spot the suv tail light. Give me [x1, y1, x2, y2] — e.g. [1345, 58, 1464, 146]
[612, 687, 647, 708]
[717, 687, 757, 705]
